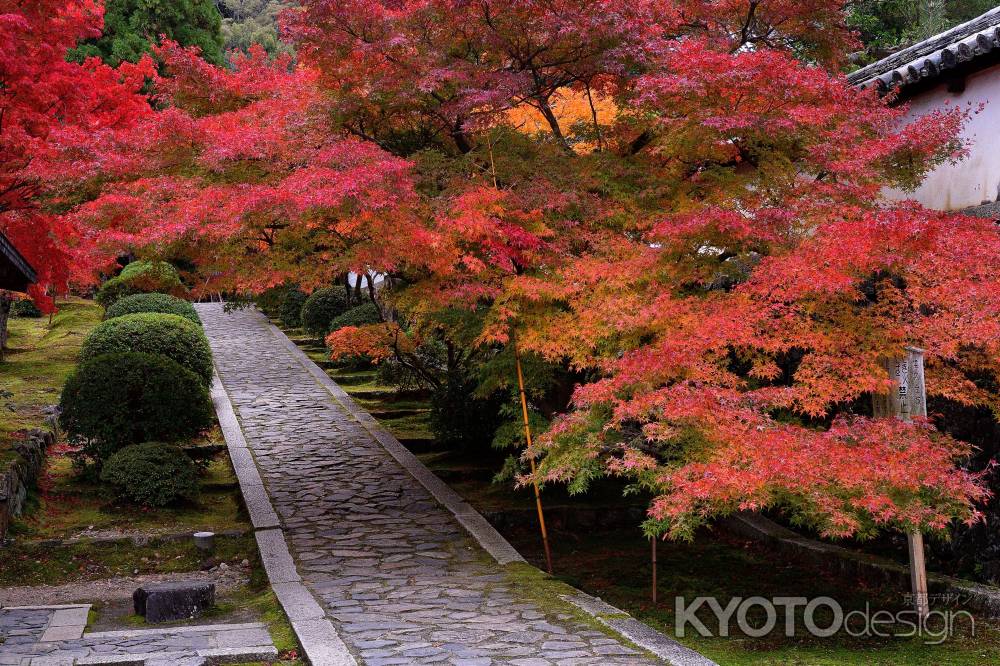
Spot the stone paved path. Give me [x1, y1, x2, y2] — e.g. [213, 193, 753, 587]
[0, 605, 276, 665]
[199, 304, 663, 665]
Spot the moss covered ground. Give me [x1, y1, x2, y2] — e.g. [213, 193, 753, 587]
[1, 298, 101, 440]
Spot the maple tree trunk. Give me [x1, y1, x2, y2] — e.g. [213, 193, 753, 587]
[0, 292, 12, 362]
[353, 273, 363, 304]
[340, 272, 351, 302]
[535, 96, 570, 151]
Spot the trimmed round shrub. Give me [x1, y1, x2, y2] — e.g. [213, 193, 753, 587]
[100, 443, 200, 506]
[278, 289, 307, 327]
[80, 313, 213, 385]
[301, 287, 349, 337]
[327, 302, 381, 334]
[104, 293, 201, 325]
[60, 352, 214, 464]
[255, 285, 292, 319]
[96, 260, 184, 308]
[11, 299, 43, 318]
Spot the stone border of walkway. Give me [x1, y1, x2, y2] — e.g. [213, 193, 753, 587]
[261, 312, 719, 666]
[75, 646, 280, 665]
[211, 373, 358, 666]
[2, 604, 90, 642]
[0, 609, 279, 666]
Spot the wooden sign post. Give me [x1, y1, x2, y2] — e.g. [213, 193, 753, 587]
[872, 346, 930, 619]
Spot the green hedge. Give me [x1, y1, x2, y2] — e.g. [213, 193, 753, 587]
[279, 289, 307, 327]
[101, 443, 200, 507]
[301, 287, 349, 337]
[96, 261, 184, 308]
[104, 293, 201, 325]
[328, 302, 381, 334]
[254, 285, 291, 319]
[60, 352, 214, 464]
[80, 313, 213, 385]
[11, 299, 43, 318]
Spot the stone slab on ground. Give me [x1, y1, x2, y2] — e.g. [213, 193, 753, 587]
[133, 582, 215, 623]
[198, 303, 716, 666]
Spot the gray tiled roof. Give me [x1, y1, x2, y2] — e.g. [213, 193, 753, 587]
[0, 231, 37, 292]
[848, 6, 1000, 90]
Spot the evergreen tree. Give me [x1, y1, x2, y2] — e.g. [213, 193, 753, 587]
[71, 0, 225, 66]
[216, 0, 295, 58]
[849, 0, 997, 64]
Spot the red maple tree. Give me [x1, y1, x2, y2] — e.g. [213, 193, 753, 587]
[0, 0, 151, 328]
[70, 0, 996, 541]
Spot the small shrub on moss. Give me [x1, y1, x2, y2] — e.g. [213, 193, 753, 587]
[80, 313, 213, 385]
[11, 299, 43, 318]
[104, 293, 201, 325]
[430, 370, 504, 452]
[96, 261, 184, 308]
[255, 285, 292, 318]
[301, 287, 349, 337]
[100, 443, 200, 506]
[278, 289, 307, 327]
[327, 301, 381, 334]
[60, 352, 214, 465]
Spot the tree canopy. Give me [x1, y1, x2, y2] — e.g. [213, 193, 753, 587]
[215, 0, 295, 58]
[849, 0, 998, 64]
[70, 0, 225, 66]
[16, 0, 1000, 544]
[0, 0, 152, 312]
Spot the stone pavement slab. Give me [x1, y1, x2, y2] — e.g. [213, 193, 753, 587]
[198, 303, 717, 666]
[0, 607, 276, 666]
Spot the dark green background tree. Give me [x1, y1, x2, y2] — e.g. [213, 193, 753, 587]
[71, 0, 225, 66]
[849, 0, 997, 65]
[215, 0, 295, 58]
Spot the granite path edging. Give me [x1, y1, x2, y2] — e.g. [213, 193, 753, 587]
[210, 372, 358, 666]
[263, 312, 720, 666]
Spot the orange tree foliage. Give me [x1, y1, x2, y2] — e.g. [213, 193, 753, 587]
[67, 0, 996, 541]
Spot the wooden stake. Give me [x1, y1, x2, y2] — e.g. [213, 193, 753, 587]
[908, 531, 930, 618]
[873, 347, 930, 620]
[514, 336, 553, 574]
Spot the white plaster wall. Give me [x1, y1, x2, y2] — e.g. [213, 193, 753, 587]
[885, 62, 1000, 211]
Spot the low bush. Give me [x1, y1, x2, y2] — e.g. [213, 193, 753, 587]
[430, 370, 504, 451]
[100, 442, 200, 506]
[278, 289, 307, 327]
[80, 313, 213, 385]
[104, 293, 201, 325]
[60, 352, 214, 465]
[300, 287, 349, 337]
[96, 261, 184, 308]
[255, 285, 291, 319]
[11, 299, 42, 318]
[327, 301, 381, 334]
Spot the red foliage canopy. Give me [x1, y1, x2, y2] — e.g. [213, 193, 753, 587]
[65, 0, 996, 540]
[0, 0, 151, 307]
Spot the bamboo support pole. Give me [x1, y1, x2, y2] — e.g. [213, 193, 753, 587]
[513, 336, 553, 574]
[651, 537, 658, 605]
